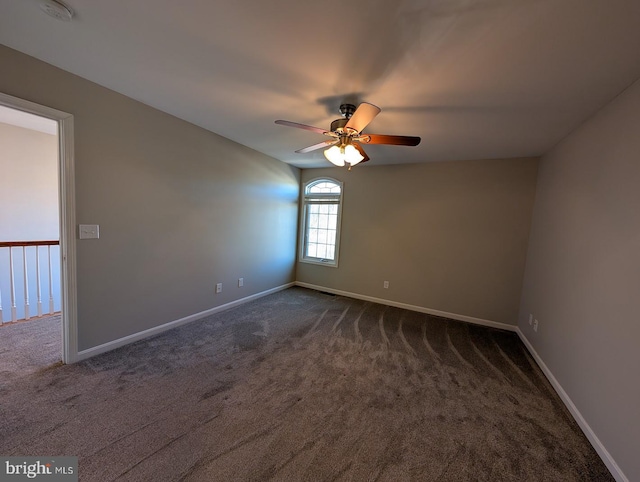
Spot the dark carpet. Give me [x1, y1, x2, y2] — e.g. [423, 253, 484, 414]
[0, 288, 612, 481]
[0, 313, 61, 383]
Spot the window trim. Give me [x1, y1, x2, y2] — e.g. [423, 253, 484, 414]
[299, 177, 344, 268]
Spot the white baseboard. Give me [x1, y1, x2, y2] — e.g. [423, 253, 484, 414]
[76, 282, 295, 361]
[295, 281, 516, 332]
[516, 328, 628, 482]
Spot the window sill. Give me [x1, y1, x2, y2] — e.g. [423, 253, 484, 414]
[299, 257, 339, 268]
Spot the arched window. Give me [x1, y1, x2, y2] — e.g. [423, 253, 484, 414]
[300, 178, 343, 267]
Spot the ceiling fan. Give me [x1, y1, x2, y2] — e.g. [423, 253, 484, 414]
[275, 102, 421, 169]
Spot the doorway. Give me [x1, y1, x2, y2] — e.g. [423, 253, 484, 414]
[0, 92, 77, 365]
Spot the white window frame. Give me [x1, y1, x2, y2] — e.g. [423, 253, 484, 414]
[299, 177, 344, 267]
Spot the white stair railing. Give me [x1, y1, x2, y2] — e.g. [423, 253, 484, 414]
[0, 240, 60, 324]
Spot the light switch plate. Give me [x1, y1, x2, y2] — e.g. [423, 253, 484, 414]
[79, 224, 100, 239]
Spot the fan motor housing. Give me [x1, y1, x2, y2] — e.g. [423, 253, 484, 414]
[330, 118, 348, 132]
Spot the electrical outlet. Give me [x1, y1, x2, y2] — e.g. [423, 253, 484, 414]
[216, 283, 222, 294]
[528, 314, 533, 325]
[383, 281, 389, 289]
[533, 319, 539, 332]
[238, 278, 244, 287]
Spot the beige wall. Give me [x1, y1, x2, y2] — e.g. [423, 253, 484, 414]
[519, 78, 640, 481]
[298, 158, 538, 325]
[0, 122, 58, 240]
[0, 45, 300, 351]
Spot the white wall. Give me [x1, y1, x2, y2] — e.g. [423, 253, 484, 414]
[0, 121, 61, 321]
[0, 122, 58, 240]
[519, 78, 640, 481]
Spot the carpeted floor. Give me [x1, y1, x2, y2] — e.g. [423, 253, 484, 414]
[0, 288, 612, 481]
[0, 312, 62, 381]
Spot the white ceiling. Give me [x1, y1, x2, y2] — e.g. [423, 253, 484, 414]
[1, 0, 639, 168]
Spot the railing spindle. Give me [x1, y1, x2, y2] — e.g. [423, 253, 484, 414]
[0, 278, 3, 324]
[36, 246, 43, 317]
[9, 247, 17, 322]
[23, 246, 30, 320]
[48, 245, 54, 314]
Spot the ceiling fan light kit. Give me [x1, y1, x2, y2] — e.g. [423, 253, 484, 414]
[275, 102, 421, 169]
[324, 143, 364, 167]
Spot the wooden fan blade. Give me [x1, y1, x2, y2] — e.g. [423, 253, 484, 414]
[275, 120, 330, 136]
[296, 140, 338, 154]
[359, 134, 421, 146]
[344, 102, 381, 134]
[353, 143, 370, 163]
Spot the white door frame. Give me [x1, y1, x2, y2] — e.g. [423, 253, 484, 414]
[0, 92, 78, 363]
